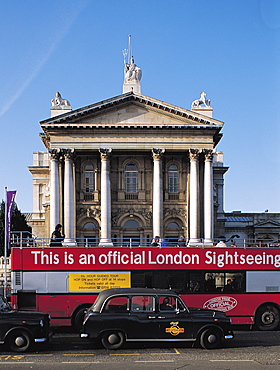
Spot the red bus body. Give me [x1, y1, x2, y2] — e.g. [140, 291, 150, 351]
[10, 246, 280, 329]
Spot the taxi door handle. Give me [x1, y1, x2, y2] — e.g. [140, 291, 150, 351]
[148, 316, 156, 319]
[158, 316, 166, 319]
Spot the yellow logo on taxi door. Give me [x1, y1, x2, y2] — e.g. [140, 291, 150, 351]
[165, 321, 184, 336]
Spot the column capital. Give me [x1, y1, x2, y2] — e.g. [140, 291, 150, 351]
[99, 148, 112, 160]
[48, 149, 60, 160]
[204, 149, 214, 162]
[152, 148, 165, 161]
[189, 149, 200, 161]
[62, 148, 75, 160]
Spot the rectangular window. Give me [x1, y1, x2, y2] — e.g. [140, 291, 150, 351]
[125, 172, 138, 193]
[168, 173, 179, 193]
[104, 296, 129, 313]
[131, 296, 154, 312]
[84, 172, 94, 193]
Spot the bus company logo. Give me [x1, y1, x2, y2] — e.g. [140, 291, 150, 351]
[203, 296, 237, 312]
[165, 322, 184, 336]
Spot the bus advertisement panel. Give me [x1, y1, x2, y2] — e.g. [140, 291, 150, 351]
[10, 247, 280, 330]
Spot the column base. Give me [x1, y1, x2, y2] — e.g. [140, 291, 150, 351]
[188, 238, 202, 247]
[99, 239, 114, 247]
[62, 239, 77, 247]
[203, 239, 214, 247]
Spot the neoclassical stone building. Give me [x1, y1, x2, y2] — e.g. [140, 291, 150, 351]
[29, 55, 228, 246]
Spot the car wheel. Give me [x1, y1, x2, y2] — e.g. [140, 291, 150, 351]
[101, 331, 125, 350]
[74, 306, 90, 331]
[7, 329, 32, 352]
[256, 305, 280, 331]
[200, 328, 222, 349]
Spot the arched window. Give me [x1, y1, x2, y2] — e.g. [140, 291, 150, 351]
[123, 219, 140, 247]
[84, 164, 94, 193]
[83, 221, 97, 247]
[167, 222, 179, 229]
[125, 163, 138, 193]
[123, 220, 140, 228]
[84, 222, 96, 229]
[168, 164, 179, 193]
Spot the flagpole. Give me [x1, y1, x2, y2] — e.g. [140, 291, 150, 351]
[4, 187, 7, 299]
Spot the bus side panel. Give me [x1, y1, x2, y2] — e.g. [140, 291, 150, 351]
[36, 294, 98, 327]
[181, 293, 280, 325]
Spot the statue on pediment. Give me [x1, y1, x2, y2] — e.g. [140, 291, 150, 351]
[124, 57, 142, 83]
[51, 92, 71, 107]
[191, 92, 211, 109]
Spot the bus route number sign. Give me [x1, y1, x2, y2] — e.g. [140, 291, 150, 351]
[68, 272, 131, 292]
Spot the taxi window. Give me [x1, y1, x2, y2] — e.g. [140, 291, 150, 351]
[159, 296, 177, 311]
[131, 296, 154, 312]
[103, 296, 129, 313]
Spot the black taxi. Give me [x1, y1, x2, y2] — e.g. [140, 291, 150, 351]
[80, 288, 233, 350]
[0, 295, 51, 352]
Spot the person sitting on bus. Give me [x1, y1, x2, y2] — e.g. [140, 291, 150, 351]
[177, 235, 186, 247]
[216, 240, 227, 247]
[224, 279, 233, 292]
[161, 237, 169, 247]
[151, 236, 161, 247]
[50, 224, 65, 247]
[204, 276, 216, 292]
[193, 281, 201, 292]
[231, 276, 239, 290]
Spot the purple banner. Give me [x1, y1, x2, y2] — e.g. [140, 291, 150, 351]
[6, 190, 16, 246]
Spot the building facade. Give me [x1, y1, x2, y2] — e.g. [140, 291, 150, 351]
[224, 212, 280, 246]
[29, 56, 229, 246]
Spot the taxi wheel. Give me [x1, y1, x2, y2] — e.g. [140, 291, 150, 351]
[200, 328, 222, 349]
[101, 331, 125, 350]
[7, 329, 32, 352]
[73, 305, 91, 331]
[255, 305, 280, 331]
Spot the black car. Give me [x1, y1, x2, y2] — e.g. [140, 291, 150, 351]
[0, 295, 50, 352]
[80, 288, 234, 350]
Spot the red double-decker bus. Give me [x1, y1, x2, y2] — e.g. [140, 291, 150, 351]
[10, 243, 280, 330]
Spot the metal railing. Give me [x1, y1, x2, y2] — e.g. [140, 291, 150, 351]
[9, 233, 280, 249]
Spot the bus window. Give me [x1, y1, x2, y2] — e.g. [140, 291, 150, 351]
[131, 270, 188, 292]
[204, 273, 217, 292]
[203, 272, 245, 293]
[224, 272, 244, 292]
[188, 272, 203, 293]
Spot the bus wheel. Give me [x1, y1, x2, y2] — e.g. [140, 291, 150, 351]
[256, 305, 280, 331]
[199, 328, 222, 349]
[101, 331, 125, 350]
[7, 329, 32, 352]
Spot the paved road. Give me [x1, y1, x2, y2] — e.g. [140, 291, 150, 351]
[0, 330, 280, 369]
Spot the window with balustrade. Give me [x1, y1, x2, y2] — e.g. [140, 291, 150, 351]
[125, 163, 138, 200]
[168, 164, 179, 199]
[83, 164, 94, 200]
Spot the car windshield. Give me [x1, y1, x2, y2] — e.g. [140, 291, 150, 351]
[0, 296, 12, 311]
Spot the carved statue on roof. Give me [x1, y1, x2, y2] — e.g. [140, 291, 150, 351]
[191, 92, 211, 109]
[124, 57, 142, 83]
[51, 92, 71, 107]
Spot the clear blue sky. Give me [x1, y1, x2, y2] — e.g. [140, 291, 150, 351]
[0, 0, 279, 213]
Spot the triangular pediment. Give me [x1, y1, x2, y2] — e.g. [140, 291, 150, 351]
[254, 220, 280, 228]
[41, 91, 224, 129]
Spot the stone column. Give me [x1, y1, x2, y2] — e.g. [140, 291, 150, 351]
[99, 149, 113, 246]
[63, 149, 75, 244]
[49, 149, 60, 236]
[189, 149, 200, 244]
[204, 150, 214, 244]
[152, 149, 165, 239]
